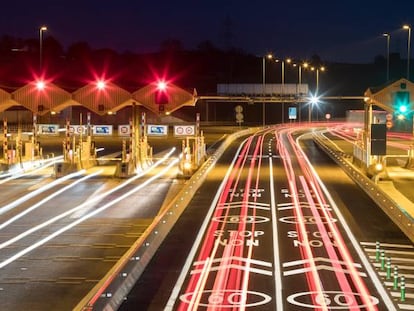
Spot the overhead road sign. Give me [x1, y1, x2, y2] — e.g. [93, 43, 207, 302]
[174, 125, 195, 136]
[147, 124, 168, 136]
[38, 124, 59, 135]
[93, 125, 112, 135]
[118, 125, 131, 136]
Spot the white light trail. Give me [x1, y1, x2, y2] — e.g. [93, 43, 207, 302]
[0, 148, 176, 251]
[0, 170, 103, 230]
[0, 169, 86, 215]
[296, 132, 396, 311]
[0, 156, 178, 269]
[0, 155, 63, 183]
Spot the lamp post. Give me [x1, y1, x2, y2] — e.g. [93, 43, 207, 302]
[262, 53, 273, 126]
[39, 26, 47, 72]
[314, 66, 325, 95]
[403, 25, 411, 80]
[276, 58, 291, 123]
[309, 66, 325, 122]
[383, 33, 390, 82]
[293, 62, 308, 122]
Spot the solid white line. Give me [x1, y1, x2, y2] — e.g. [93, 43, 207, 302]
[373, 263, 414, 270]
[365, 248, 414, 256]
[378, 271, 414, 278]
[391, 292, 414, 298]
[369, 255, 414, 263]
[282, 257, 362, 268]
[193, 256, 272, 267]
[397, 304, 414, 310]
[283, 265, 367, 277]
[270, 156, 284, 311]
[190, 264, 272, 276]
[360, 241, 414, 249]
[164, 140, 247, 311]
[384, 281, 414, 289]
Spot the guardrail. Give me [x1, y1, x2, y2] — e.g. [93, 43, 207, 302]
[74, 127, 258, 311]
[313, 132, 414, 243]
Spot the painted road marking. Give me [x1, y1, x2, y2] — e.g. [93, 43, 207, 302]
[217, 201, 270, 211]
[190, 257, 272, 276]
[283, 257, 362, 268]
[277, 201, 331, 211]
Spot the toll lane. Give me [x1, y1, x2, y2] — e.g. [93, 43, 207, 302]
[0, 151, 178, 310]
[120, 125, 413, 310]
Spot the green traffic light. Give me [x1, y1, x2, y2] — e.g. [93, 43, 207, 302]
[399, 105, 408, 113]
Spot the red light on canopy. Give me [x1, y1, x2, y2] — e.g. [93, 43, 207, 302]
[96, 80, 106, 90]
[36, 80, 45, 90]
[157, 80, 167, 91]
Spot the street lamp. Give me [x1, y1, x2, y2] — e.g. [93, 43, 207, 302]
[39, 25, 47, 72]
[383, 33, 390, 81]
[275, 58, 291, 123]
[309, 66, 325, 122]
[262, 53, 273, 126]
[293, 61, 309, 122]
[403, 25, 411, 80]
[311, 66, 325, 95]
[293, 61, 308, 87]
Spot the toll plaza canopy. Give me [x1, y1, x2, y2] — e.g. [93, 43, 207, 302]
[364, 78, 414, 112]
[0, 81, 196, 116]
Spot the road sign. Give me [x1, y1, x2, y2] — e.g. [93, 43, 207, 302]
[93, 125, 113, 135]
[386, 120, 393, 129]
[174, 125, 195, 136]
[38, 124, 59, 135]
[288, 107, 297, 120]
[118, 125, 131, 136]
[70, 125, 87, 135]
[147, 124, 168, 136]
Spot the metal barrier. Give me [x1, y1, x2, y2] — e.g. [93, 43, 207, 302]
[313, 133, 414, 243]
[74, 127, 257, 311]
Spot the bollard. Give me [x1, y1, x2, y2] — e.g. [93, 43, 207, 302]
[400, 276, 406, 302]
[381, 250, 385, 270]
[393, 266, 399, 290]
[386, 257, 391, 279]
[375, 241, 380, 262]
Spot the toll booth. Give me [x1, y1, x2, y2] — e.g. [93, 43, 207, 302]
[361, 78, 414, 176]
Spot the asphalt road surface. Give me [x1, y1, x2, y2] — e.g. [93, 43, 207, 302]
[120, 125, 412, 311]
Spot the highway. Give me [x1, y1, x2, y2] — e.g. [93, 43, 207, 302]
[119, 124, 413, 310]
[0, 124, 413, 310]
[0, 147, 179, 310]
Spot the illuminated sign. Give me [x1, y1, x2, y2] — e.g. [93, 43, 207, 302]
[174, 125, 195, 136]
[93, 125, 112, 135]
[70, 125, 87, 135]
[38, 124, 59, 135]
[288, 107, 297, 120]
[147, 124, 168, 136]
[118, 125, 131, 136]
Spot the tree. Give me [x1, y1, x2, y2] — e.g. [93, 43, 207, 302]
[67, 41, 92, 61]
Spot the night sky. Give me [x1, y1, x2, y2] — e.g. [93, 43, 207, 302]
[2, 1, 414, 63]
